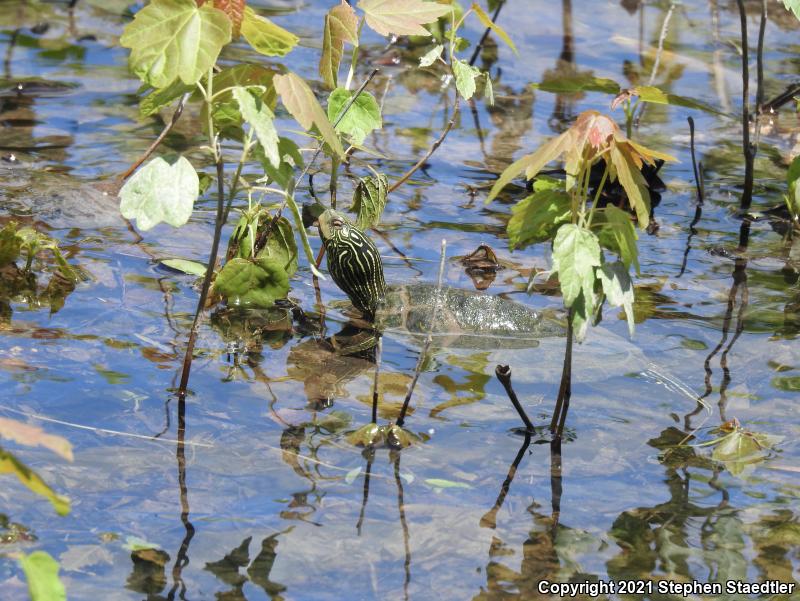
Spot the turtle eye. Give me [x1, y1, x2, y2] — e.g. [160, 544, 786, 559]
[332, 218, 344, 228]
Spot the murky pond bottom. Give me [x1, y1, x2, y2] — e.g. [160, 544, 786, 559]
[1, 0, 799, 599]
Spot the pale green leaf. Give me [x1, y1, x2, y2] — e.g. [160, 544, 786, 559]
[320, 1, 359, 89]
[240, 6, 298, 57]
[594, 205, 639, 273]
[274, 72, 346, 158]
[160, 258, 207, 276]
[232, 86, 280, 167]
[257, 137, 304, 189]
[351, 173, 388, 229]
[507, 189, 572, 250]
[424, 478, 472, 489]
[0, 417, 73, 461]
[213, 256, 289, 307]
[120, 156, 199, 231]
[552, 224, 601, 313]
[327, 87, 382, 144]
[18, 551, 66, 601]
[471, 2, 516, 53]
[452, 58, 479, 100]
[419, 44, 443, 67]
[0, 448, 70, 515]
[597, 260, 635, 338]
[484, 73, 494, 105]
[120, 0, 232, 88]
[345, 466, 362, 484]
[358, 0, 452, 36]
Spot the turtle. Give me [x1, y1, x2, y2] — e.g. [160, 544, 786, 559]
[316, 209, 565, 349]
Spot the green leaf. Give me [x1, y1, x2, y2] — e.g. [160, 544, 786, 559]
[120, 0, 232, 88]
[213, 256, 289, 307]
[782, 0, 800, 20]
[256, 217, 298, 277]
[532, 73, 620, 95]
[119, 156, 199, 231]
[160, 258, 207, 276]
[551, 224, 601, 314]
[631, 85, 722, 115]
[786, 154, 800, 219]
[358, 0, 452, 36]
[594, 205, 639, 273]
[0, 417, 73, 461]
[0, 448, 70, 515]
[419, 44, 443, 67]
[320, 0, 359, 89]
[139, 80, 193, 117]
[257, 137, 304, 189]
[452, 58, 480, 100]
[597, 260, 635, 338]
[507, 189, 572, 250]
[470, 2, 516, 53]
[424, 478, 472, 489]
[18, 551, 66, 601]
[240, 5, 298, 57]
[608, 146, 650, 229]
[232, 86, 280, 167]
[710, 429, 782, 477]
[274, 71, 346, 158]
[351, 173, 388, 229]
[327, 87, 382, 144]
[0, 222, 22, 265]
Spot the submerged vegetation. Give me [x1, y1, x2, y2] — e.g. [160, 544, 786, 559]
[0, 0, 799, 598]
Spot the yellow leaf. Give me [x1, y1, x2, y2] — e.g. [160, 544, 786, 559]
[609, 146, 650, 229]
[358, 0, 451, 36]
[0, 448, 70, 515]
[471, 3, 517, 54]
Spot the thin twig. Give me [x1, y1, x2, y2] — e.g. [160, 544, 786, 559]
[116, 92, 190, 187]
[388, 95, 460, 194]
[495, 365, 535, 432]
[550, 308, 573, 437]
[678, 117, 705, 277]
[468, 0, 504, 66]
[396, 239, 447, 427]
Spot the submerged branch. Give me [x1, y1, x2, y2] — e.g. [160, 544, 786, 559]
[396, 239, 447, 427]
[495, 365, 535, 432]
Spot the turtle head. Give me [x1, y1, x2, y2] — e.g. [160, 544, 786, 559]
[317, 209, 386, 319]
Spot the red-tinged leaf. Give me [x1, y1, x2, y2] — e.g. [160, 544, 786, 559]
[358, 0, 452, 36]
[212, 0, 245, 36]
[0, 417, 73, 461]
[320, 1, 359, 89]
[274, 72, 346, 158]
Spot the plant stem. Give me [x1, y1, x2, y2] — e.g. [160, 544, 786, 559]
[495, 365, 534, 432]
[344, 19, 365, 91]
[176, 69, 225, 399]
[586, 162, 609, 228]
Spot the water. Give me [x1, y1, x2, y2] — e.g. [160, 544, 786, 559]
[0, 0, 799, 599]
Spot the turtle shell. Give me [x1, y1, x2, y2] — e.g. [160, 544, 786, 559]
[371, 283, 565, 349]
